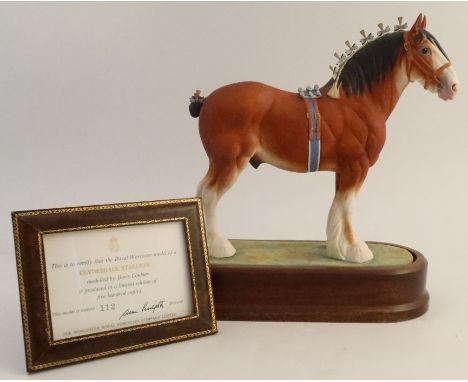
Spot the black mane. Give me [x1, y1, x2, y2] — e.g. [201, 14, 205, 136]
[328, 29, 449, 96]
[331, 31, 405, 96]
[326, 32, 403, 96]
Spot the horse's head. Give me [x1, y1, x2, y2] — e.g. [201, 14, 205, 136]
[404, 14, 459, 100]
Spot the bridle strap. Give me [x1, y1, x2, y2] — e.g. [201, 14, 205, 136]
[404, 32, 451, 89]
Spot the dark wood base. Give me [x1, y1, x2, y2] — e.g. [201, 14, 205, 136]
[210, 240, 428, 323]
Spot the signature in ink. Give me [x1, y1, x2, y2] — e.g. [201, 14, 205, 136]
[119, 308, 138, 320]
[118, 300, 165, 320]
[142, 300, 165, 313]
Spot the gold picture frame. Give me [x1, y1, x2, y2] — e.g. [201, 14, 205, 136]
[12, 198, 217, 372]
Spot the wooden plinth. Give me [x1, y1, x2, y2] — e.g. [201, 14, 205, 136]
[210, 240, 428, 323]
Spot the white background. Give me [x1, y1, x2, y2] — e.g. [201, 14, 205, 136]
[0, 2, 467, 378]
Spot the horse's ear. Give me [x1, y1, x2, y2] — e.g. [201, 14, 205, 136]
[409, 13, 424, 38]
[421, 15, 427, 29]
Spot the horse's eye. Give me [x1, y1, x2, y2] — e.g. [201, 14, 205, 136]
[421, 47, 431, 56]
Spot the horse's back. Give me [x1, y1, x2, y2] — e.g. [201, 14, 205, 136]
[198, 81, 309, 172]
[200, 82, 276, 123]
[200, 81, 306, 134]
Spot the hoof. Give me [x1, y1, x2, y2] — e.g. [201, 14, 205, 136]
[344, 241, 374, 263]
[208, 235, 236, 258]
[327, 240, 373, 263]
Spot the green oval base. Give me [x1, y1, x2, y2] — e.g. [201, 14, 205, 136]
[210, 239, 413, 268]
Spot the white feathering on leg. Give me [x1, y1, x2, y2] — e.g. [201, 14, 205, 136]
[197, 182, 236, 258]
[326, 192, 373, 263]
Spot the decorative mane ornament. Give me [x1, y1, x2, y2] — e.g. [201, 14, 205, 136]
[190, 14, 459, 263]
[327, 17, 408, 98]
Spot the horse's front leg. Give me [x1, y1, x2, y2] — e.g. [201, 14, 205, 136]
[326, 160, 373, 263]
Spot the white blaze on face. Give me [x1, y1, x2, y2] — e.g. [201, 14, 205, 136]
[428, 38, 459, 100]
[416, 36, 459, 100]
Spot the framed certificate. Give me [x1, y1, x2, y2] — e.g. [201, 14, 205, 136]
[12, 198, 217, 372]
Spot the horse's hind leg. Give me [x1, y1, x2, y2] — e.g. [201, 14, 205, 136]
[197, 154, 251, 258]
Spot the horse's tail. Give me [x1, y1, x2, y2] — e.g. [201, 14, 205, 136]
[189, 90, 205, 118]
[189, 101, 203, 118]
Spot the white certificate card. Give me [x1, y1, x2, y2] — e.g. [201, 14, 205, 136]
[42, 220, 194, 341]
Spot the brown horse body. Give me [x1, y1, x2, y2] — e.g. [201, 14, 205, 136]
[195, 15, 458, 262]
[200, 73, 399, 178]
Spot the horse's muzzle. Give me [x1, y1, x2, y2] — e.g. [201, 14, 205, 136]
[438, 68, 459, 101]
[438, 84, 457, 101]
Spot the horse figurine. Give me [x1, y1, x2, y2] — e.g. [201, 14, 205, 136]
[191, 14, 459, 263]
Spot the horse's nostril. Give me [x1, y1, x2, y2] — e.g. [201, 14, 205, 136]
[452, 83, 458, 92]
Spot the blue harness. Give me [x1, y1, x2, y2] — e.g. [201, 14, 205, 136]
[298, 85, 321, 172]
[306, 97, 321, 172]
